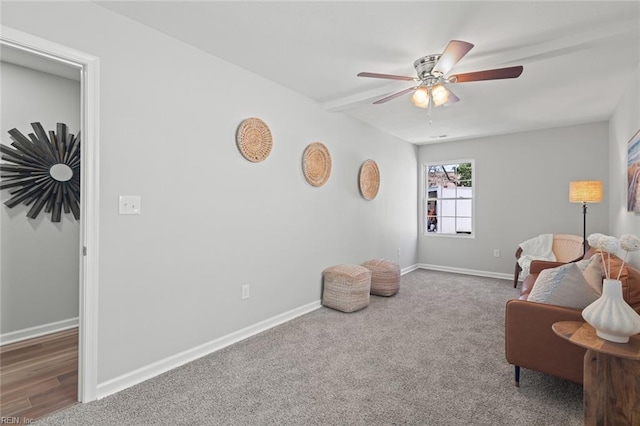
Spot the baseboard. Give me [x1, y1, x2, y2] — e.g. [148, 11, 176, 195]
[401, 264, 419, 275]
[96, 300, 322, 400]
[417, 263, 512, 281]
[0, 317, 79, 346]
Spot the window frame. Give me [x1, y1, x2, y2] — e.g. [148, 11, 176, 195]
[422, 159, 475, 238]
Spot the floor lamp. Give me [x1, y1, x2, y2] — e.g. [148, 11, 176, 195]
[569, 181, 603, 255]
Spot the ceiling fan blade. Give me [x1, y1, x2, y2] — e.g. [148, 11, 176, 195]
[442, 87, 460, 106]
[449, 65, 524, 83]
[373, 87, 417, 104]
[432, 40, 474, 76]
[357, 72, 416, 81]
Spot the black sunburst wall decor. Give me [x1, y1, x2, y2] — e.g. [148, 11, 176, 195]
[0, 122, 80, 222]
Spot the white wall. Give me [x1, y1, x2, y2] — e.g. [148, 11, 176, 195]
[417, 122, 610, 276]
[1, 2, 418, 386]
[0, 61, 81, 337]
[609, 64, 640, 266]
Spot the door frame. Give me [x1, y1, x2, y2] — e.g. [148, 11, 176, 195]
[1, 26, 100, 402]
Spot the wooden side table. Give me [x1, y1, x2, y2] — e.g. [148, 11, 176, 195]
[552, 321, 640, 426]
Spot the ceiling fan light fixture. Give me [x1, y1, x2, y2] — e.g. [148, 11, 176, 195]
[357, 39, 523, 113]
[411, 87, 429, 108]
[431, 84, 449, 106]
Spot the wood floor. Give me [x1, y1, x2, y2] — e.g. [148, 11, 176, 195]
[0, 328, 78, 424]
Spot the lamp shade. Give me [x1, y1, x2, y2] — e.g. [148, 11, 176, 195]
[431, 84, 449, 106]
[411, 87, 429, 108]
[569, 180, 603, 203]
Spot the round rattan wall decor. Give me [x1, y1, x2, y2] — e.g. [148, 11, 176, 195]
[302, 142, 331, 187]
[359, 159, 380, 200]
[236, 117, 273, 162]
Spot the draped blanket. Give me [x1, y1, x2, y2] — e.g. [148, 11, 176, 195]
[517, 234, 556, 278]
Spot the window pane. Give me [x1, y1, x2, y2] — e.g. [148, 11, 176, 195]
[456, 199, 472, 217]
[439, 217, 456, 234]
[441, 199, 456, 216]
[426, 199, 437, 232]
[455, 163, 472, 187]
[456, 217, 472, 233]
[427, 166, 444, 188]
[457, 187, 472, 199]
[441, 187, 457, 199]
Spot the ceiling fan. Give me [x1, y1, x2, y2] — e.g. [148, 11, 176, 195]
[357, 40, 523, 111]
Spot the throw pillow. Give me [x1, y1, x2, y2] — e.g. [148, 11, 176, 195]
[574, 258, 591, 271]
[582, 256, 603, 296]
[528, 263, 600, 309]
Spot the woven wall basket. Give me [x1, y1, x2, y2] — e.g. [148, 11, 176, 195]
[236, 117, 273, 162]
[359, 159, 380, 200]
[302, 142, 332, 187]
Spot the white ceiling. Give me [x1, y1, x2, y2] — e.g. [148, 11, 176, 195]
[97, 1, 638, 144]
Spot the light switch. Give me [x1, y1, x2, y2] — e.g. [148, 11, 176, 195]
[119, 195, 141, 215]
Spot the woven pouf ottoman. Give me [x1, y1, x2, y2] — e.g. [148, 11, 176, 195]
[322, 264, 371, 313]
[362, 259, 400, 296]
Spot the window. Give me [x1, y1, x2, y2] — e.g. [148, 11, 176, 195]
[424, 160, 474, 236]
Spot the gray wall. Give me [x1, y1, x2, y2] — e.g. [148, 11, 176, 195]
[1, 2, 418, 384]
[609, 65, 640, 266]
[418, 122, 610, 276]
[0, 61, 81, 335]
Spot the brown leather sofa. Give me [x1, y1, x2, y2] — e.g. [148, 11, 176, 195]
[505, 247, 640, 386]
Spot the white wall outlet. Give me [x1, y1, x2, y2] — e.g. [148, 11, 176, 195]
[241, 284, 250, 300]
[119, 195, 141, 215]
[397, 248, 401, 257]
[493, 249, 500, 258]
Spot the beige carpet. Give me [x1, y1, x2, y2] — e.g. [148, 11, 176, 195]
[36, 269, 582, 425]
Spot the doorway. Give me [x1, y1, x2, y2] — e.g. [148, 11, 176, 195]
[0, 43, 82, 421]
[0, 26, 100, 406]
